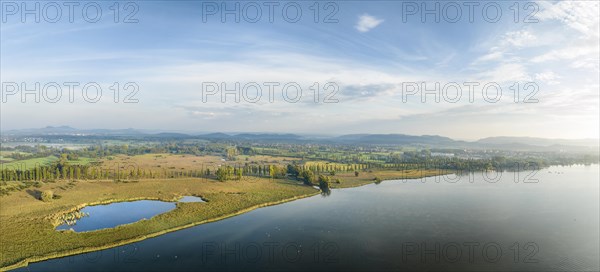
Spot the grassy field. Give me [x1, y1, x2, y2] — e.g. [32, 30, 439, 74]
[1, 156, 59, 171]
[327, 168, 452, 188]
[0, 153, 448, 271]
[304, 160, 357, 168]
[68, 157, 97, 166]
[0, 157, 14, 163]
[1, 156, 97, 171]
[0, 151, 32, 156]
[0, 151, 32, 162]
[100, 153, 300, 173]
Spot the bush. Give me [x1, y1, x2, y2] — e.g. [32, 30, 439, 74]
[40, 190, 54, 202]
[373, 177, 382, 184]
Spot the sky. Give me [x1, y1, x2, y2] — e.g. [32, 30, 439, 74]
[1, 0, 599, 140]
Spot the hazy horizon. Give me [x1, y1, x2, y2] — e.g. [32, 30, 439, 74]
[2, 125, 600, 142]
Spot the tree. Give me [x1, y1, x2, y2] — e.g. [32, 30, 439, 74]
[287, 164, 300, 178]
[226, 147, 237, 160]
[318, 175, 330, 186]
[318, 175, 331, 196]
[216, 166, 234, 181]
[299, 169, 315, 185]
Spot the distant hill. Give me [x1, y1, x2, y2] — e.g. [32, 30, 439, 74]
[233, 133, 303, 141]
[1, 127, 598, 151]
[148, 133, 191, 139]
[2, 126, 145, 136]
[4, 126, 78, 135]
[196, 133, 303, 141]
[334, 134, 457, 146]
[477, 137, 599, 147]
[198, 132, 232, 139]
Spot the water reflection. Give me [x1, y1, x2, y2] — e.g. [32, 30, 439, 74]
[319, 175, 332, 197]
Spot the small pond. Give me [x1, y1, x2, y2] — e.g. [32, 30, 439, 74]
[56, 196, 205, 232]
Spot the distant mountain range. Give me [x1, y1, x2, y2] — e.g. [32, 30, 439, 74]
[476, 136, 599, 147]
[1, 126, 598, 151]
[2, 126, 146, 136]
[333, 134, 459, 145]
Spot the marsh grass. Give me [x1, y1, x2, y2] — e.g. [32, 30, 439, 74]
[0, 176, 318, 270]
[0, 164, 447, 270]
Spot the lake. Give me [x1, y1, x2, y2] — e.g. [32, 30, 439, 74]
[15, 165, 599, 271]
[56, 196, 205, 232]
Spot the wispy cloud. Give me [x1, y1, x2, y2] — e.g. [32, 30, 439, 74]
[1, 2, 598, 139]
[536, 1, 600, 38]
[355, 14, 384, 33]
[534, 71, 560, 85]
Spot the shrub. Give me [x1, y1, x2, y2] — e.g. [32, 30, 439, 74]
[40, 190, 54, 202]
[374, 177, 382, 184]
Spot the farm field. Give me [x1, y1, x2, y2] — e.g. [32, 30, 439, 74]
[1, 156, 60, 170]
[101, 153, 300, 172]
[2, 156, 97, 171]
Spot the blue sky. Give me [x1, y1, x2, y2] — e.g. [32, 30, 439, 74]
[1, 1, 598, 139]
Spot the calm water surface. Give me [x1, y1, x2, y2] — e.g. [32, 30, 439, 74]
[16, 165, 600, 271]
[56, 196, 205, 232]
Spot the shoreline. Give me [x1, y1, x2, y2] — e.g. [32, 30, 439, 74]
[2, 191, 320, 271]
[1, 171, 448, 271]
